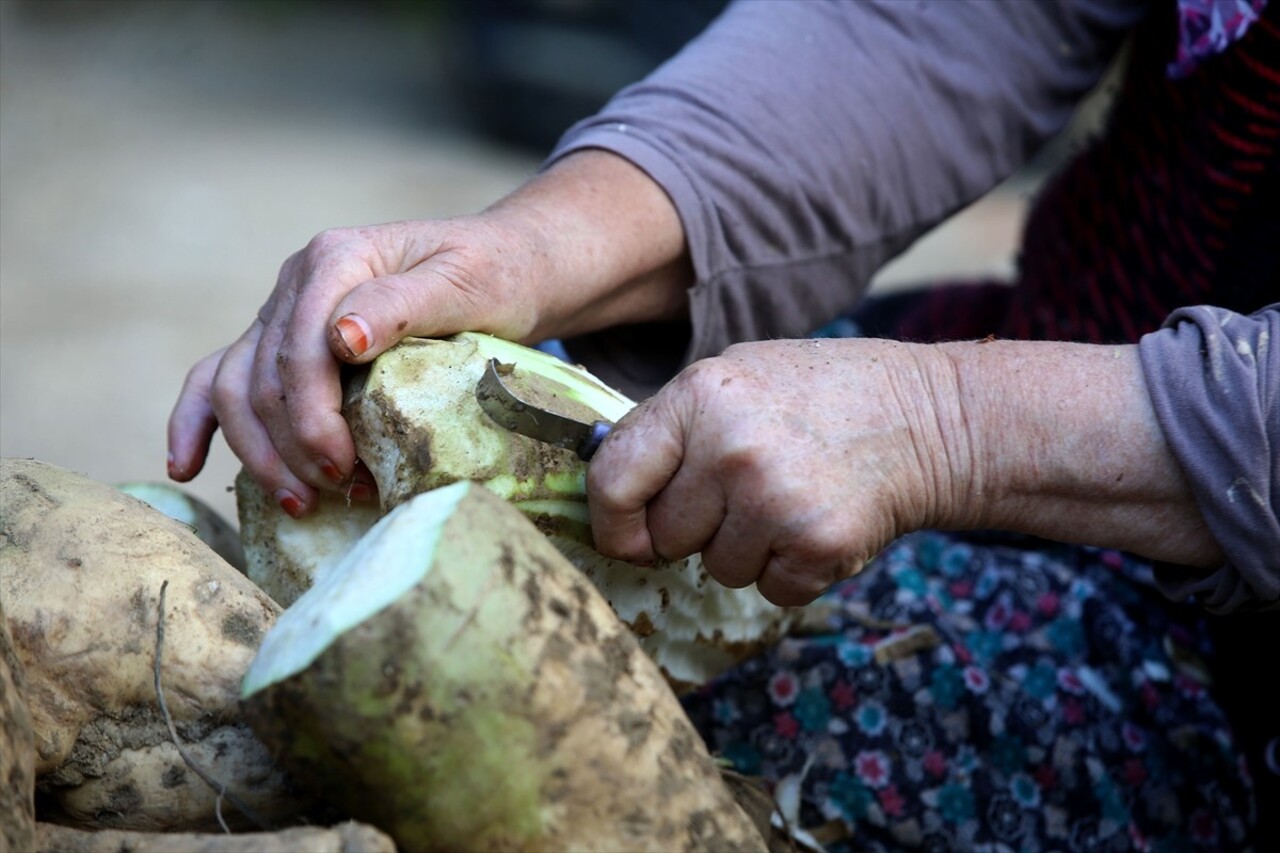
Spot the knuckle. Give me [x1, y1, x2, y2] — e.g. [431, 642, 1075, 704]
[759, 563, 829, 607]
[180, 358, 215, 400]
[647, 529, 695, 563]
[604, 541, 648, 566]
[588, 523, 646, 565]
[194, 348, 224, 374]
[209, 373, 244, 417]
[672, 356, 757, 415]
[275, 250, 303, 284]
[700, 549, 758, 589]
[245, 375, 284, 420]
[705, 562, 756, 590]
[289, 416, 330, 452]
[798, 571, 839, 602]
[300, 229, 371, 283]
[674, 357, 729, 393]
[305, 227, 354, 255]
[239, 450, 281, 486]
[764, 582, 818, 608]
[790, 524, 854, 572]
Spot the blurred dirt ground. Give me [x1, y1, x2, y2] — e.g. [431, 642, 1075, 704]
[1, 0, 1033, 526]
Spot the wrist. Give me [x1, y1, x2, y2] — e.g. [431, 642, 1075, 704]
[826, 340, 976, 539]
[892, 342, 979, 534]
[484, 150, 692, 342]
[931, 339, 1223, 566]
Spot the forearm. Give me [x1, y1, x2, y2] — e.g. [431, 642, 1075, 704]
[924, 339, 1223, 567]
[483, 150, 692, 343]
[549, 0, 1146, 361]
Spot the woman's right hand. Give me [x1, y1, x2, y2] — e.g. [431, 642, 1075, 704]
[167, 215, 554, 517]
[166, 151, 692, 517]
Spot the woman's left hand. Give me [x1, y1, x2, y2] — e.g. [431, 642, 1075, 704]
[588, 335, 1225, 607]
[586, 338, 964, 606]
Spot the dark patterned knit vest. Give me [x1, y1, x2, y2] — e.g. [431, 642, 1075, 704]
[1005, 0, 1280, 345]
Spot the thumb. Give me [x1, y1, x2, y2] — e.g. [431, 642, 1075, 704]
[326, 270, 491, 363]
[586, 393, 689, 565]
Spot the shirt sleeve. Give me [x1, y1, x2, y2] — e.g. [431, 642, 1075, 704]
[1139, 304, 1280, 613]
[545, 0, 1149, 397]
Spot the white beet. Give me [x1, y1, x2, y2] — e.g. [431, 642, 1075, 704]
[114, 481, 246, 572]
[33, 820, 396, 853]
[241, 481, 766, 853]
[1, 597, 36, 853]
[239, 332, 803, 690]
[0, 459, 311, 831]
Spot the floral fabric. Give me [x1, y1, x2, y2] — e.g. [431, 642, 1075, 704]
[681, 532, 1254, 850]
[683, 4, 1276, 837]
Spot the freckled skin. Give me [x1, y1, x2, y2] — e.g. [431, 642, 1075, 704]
[589, 337, 1222, 605]
[589, 338, 943, 607]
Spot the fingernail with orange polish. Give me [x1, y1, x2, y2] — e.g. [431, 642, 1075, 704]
[318, 459, 344, 483]
[276, 489, 305, 518]
[347, 482, 374, 501]
[335, 314, 372, 358]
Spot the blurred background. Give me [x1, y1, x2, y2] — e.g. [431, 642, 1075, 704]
[1, 0, 1045, 525]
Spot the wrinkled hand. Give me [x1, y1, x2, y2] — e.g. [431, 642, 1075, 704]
[167, 151, 692, 517]
[168, 216, 550, 516]
[587, 338, 965, 606]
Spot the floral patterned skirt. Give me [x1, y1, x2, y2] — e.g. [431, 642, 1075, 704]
[681, 531, 1256, 851]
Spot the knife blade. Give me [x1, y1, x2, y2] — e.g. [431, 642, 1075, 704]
[475, 358, 613, 461]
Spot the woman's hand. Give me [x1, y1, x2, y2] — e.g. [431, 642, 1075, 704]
[586, 337, 1223, 606]
[167, 217, 552, 516]
[167, 151, 691, 516]
[586, 338, 965, 606]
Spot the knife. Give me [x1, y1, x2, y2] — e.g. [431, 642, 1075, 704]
[475, 358, 613, 461]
